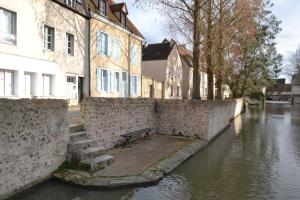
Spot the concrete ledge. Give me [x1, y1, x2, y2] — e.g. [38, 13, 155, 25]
[54, 139, 208, 188]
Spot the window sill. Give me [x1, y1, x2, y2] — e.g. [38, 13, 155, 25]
[43, 48, 55, 52]
[0, 40, 17, 46]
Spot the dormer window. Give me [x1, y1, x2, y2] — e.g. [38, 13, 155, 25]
[65, 0, 73, 6]
[120, 12, 126, 27]
[99, 0, 106, 16]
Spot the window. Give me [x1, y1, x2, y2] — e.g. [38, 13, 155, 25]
[0, 8, 17, 44]
[99, 0, 106, 16]
[114, 72, 120, 92]
[42, 74, 52, 96]
[96, 31, 108, 56]
[177, 86, 180, 96]
[66, 33, 74, 55]
[130, 76, 138, 96]
[113, 38, 121, 61]
[120, 13, 126, 27]
[65, 0, 73, 6]
[66, 76, 76, 99]
[0, 69, 14, 96]
[24, 72, 34, 96]
[170, 85, 174, 96]
[130, 44, 138, 65]
[96, 69, 109, 92]
[44, 25, 55, 51]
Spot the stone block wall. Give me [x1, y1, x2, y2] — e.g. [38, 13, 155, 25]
[155, 100, 209, 139]
[81, 98, 156, 149]
[0, 99, 69, 200]
[156, 99, 244, 140]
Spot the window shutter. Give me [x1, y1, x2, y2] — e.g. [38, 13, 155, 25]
[109, 71, 114, 92]
[108, 36, 112, 57]
[96, 68, 101, 92]
[96, 30, 101, 55]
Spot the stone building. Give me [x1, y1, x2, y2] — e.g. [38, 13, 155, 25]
[266, 79, 292, 101]
[89, 0, 144, 98]
[292, 73, 300, 104]
[0, 0, 90, 105]
[142, 39, 183, 99]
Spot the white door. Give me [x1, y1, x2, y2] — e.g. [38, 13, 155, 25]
[24, 73, 33, 96]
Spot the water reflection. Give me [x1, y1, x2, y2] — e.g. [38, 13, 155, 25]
[9, 103, 300, 200]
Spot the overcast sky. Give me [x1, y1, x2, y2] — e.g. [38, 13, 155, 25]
[122, 0, 299, 78]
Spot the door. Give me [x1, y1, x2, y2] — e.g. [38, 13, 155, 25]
[150, 85, 154, 98]
[78, 77, 84, 103]
[122, 72, 127, 97]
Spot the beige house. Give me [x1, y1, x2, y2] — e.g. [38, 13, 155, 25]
[142, 39, 183, 99]
[178, 45, 193, 99]
[89, 0, 144, 98]
[0, 0, 90, 105]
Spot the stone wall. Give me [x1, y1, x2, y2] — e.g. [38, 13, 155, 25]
[0, 99, 69, 200]
[81, 98, 156, 149]
[82, 98, 244, 146]
[156, 99, 244, 140]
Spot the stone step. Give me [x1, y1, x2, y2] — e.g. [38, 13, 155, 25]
[80, 155, 114, 172]
[69, 139, 97, 152]
[69, 131, 88, 141]
[80, 146, 106, 161]
[69, 124, 84, 133]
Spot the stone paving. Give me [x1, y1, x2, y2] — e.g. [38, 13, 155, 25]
[55, 135, 208, 188]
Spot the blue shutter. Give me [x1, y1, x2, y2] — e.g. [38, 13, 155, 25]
[96, 31, 101, 55]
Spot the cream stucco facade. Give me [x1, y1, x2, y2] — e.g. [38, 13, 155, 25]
[90, 12, 143, 98]
[0, 0, 89, 105]
[142, 44, 183, 99]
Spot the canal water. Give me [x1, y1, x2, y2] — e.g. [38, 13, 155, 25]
[10, 103, 300, 200]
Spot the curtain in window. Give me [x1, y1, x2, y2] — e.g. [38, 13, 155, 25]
[2, 10, 16, 43]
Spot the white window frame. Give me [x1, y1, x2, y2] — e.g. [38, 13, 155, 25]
[96, 31, 109, 56]
[97, 68, 109, 92]
[120, 12, 126, 27]
[99, 0, 106, 16]
[66, 32, 74, 56]
[44, 25, 55, 51]
[42, 74, 52, 96]
[66, 75, 77, 99]
[24, 72, 34, 96]
[114, 71, 120, 93]
[130, 75, 138, 96]
[65, 0, 73, 6]
[0, 69, 14, 96]
[0, 7, 17, 45]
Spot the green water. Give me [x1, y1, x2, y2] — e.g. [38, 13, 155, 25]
[9, 103, 300, 200]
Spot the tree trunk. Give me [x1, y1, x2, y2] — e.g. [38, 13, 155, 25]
[192, 0, 202, 99]
[206, 0, 214, 100]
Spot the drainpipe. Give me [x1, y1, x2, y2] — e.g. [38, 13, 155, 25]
[88, 11, 91, 97]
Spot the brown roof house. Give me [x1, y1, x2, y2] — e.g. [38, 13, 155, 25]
[266, 79, 292, 100]
[142, 39, 183, 99]
[89, 0, 144, 98]
[292, 73, 300, 104]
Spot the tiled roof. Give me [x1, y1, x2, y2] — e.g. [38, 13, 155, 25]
[142, 40, 175, 61]
[51, 0, 90, 18]
[88, 0, 144, 39]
